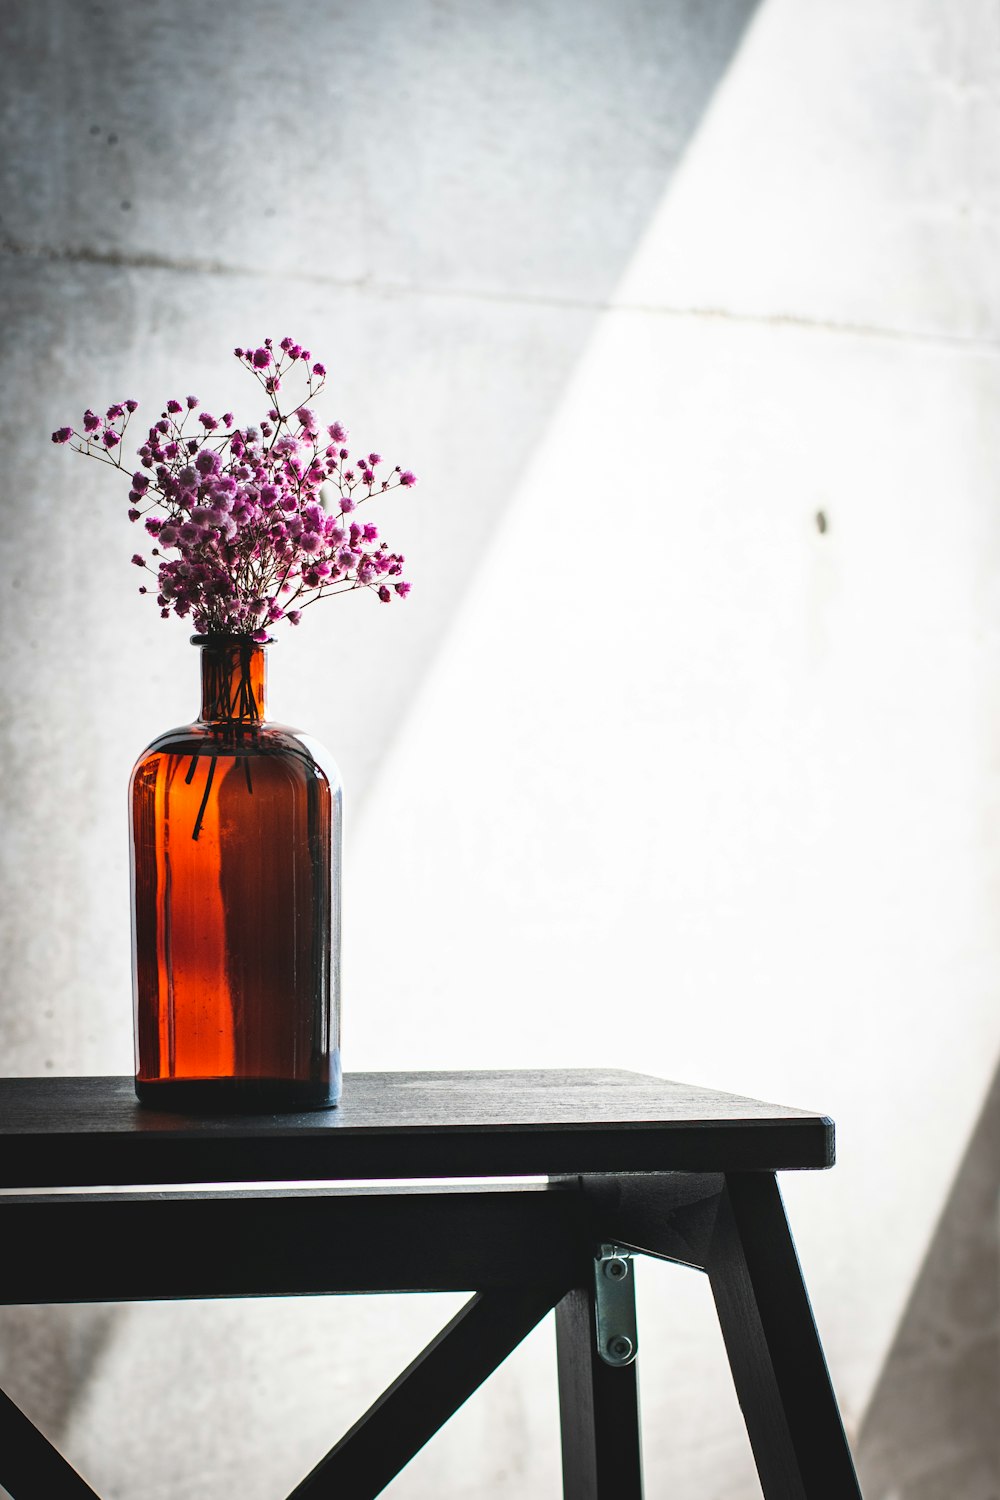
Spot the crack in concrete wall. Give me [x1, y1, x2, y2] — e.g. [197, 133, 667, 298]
[5, 234, 998, 355]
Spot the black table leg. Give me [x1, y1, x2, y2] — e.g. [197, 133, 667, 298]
[555, 1286, 643, 1499]
[706, 1173, 863, 1500]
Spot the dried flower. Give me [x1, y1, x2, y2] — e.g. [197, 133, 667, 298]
[54, 339, 416, 632]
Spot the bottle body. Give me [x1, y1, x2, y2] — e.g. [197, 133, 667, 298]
[130, 639, 342, 1111]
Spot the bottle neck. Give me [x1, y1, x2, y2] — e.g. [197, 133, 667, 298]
[196, 638, 268, 725]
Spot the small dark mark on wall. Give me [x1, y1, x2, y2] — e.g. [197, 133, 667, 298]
[120, 200, 131, 211]
[815, 510, 828, 534]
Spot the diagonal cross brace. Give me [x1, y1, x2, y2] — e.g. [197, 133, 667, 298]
[0, 1386, 103, 1500]
[284, 1283, 567, 1500]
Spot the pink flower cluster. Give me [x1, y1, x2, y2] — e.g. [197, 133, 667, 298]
[53, 338, 415, 636]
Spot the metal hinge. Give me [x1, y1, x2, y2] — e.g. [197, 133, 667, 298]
[594, 1244, 638, 1366]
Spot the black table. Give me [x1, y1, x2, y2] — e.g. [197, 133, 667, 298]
[0, 1070, 862, 1498]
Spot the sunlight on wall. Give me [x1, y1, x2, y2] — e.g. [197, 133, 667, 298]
[345, 0, 1000, 1458]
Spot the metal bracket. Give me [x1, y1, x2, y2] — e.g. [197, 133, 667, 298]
[594, 1243, 638, 1366]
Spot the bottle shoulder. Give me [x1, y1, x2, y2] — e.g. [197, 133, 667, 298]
[131, 721, 342, 786]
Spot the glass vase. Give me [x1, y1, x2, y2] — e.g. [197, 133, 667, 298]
[129, 635, 342, 1111]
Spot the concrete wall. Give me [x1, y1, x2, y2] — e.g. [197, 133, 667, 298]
[1, 1, 998, 1495]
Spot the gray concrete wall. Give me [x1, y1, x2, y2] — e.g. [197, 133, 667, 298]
[1, 1, 998, 1496]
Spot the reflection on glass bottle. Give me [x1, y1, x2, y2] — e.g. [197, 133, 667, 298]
[130, 635, 341, 1111]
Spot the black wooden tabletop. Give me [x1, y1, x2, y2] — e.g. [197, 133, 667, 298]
[0, 1074, 833, 1188]
[0, 1070, 834, 1187]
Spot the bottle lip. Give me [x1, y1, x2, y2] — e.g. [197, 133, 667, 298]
[190, 633, 276, 646]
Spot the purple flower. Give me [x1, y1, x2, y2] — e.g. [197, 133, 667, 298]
[286, 609, 302, 624]
[131, 553, 145, 567]
[55, 337, 416, 633]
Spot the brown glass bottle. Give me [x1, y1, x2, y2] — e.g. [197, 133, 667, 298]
[130, 636, 341, 1111]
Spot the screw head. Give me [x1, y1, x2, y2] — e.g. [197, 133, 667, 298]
[604, 1256, 629, 1281]
[606, 1334, 634, 1361]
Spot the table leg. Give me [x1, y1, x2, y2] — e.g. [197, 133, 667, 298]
[555, 1286, 643, 1499]
[706, 1173, 863, 1500]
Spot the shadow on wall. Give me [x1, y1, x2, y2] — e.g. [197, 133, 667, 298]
[0, 1302, 117, 1482]
[0, 0, 767, 824]
[857, 1057, 1000, 1500]
[0, 1, 763, 1489]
